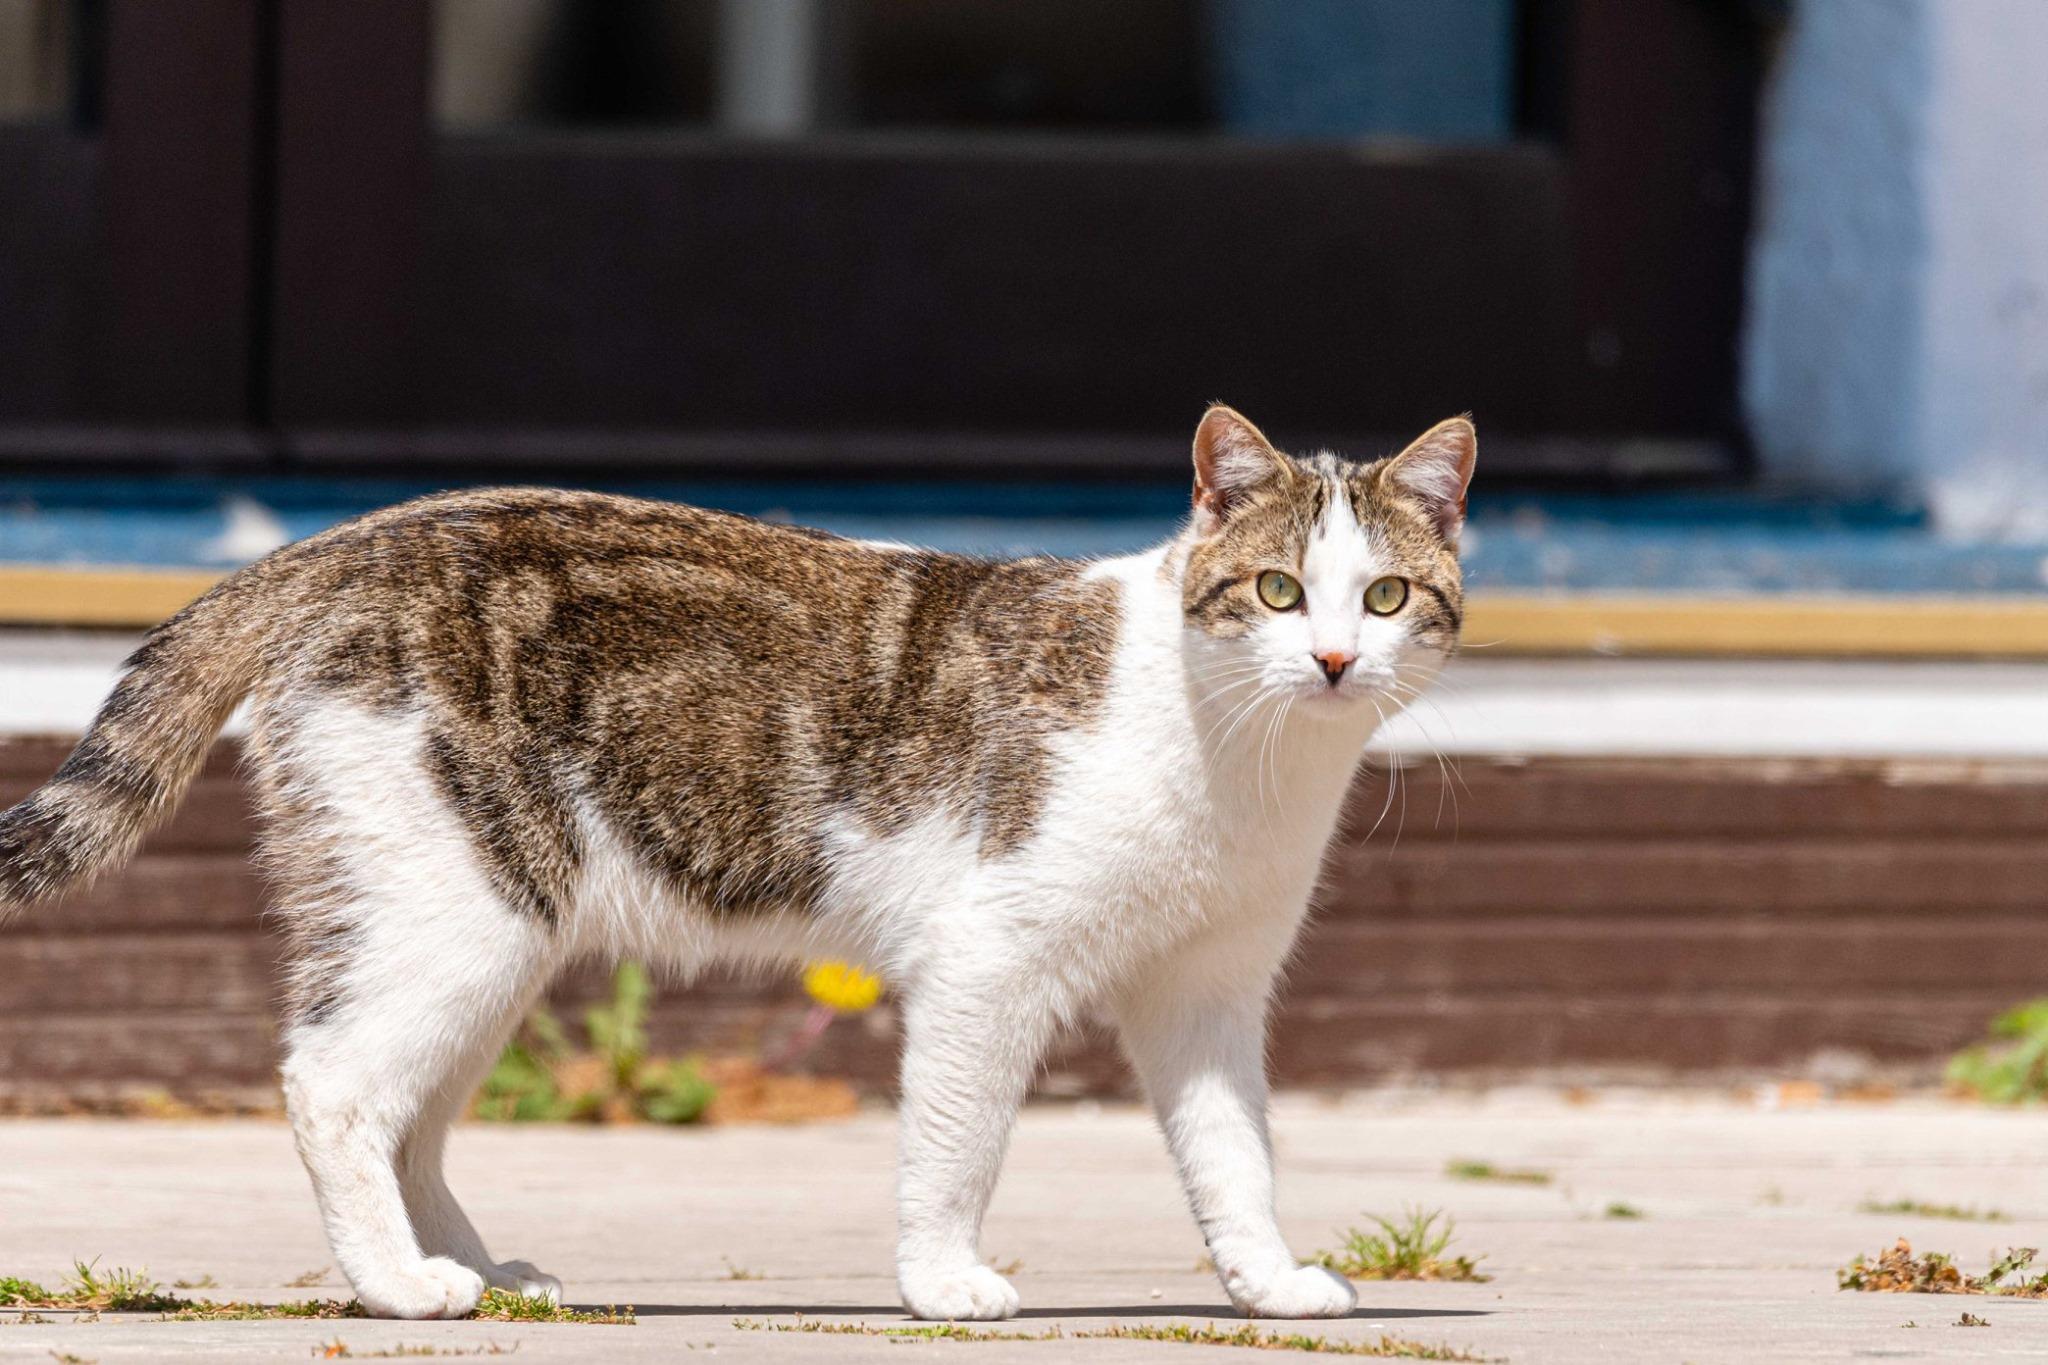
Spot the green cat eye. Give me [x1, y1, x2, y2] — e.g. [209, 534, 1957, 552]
[1365, 576, 1409, 616]
[1256, 570, 1303, 611]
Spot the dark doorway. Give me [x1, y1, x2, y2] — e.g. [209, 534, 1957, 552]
[0, 0, 1765, 481]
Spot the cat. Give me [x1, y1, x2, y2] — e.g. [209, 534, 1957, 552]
[0, 404, 1474, 1322]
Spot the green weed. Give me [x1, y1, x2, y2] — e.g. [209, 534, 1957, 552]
[732, 1317, 1494, 1358]
[1947, 998, 2048, 1102]
[1601, 1202, 1644, 1220]
[1858, 1199, 2009, 1223]
[1310, 1209, 1489, 1283]
[0, 1261, 185, 1313]
[0, 1263, 628, 1325]
[476, 963, 714, 1125]
[1444, 1160, 1550, 1187]
[314, 1341, 517, 1358]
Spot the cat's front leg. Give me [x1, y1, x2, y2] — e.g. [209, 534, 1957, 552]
[1116, 971, 1357, 1320]
[893, 959, 1056, 1321]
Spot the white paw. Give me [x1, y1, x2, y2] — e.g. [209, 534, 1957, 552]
[354, 1256, 488, 1319]
[1226, 1264, 1357, 1320]
[899, 1263, 1021, 1321]
[486, 1259, 563, 1305]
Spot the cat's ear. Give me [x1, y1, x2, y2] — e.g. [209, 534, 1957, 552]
[1384, 415, 1478, 540]
[1192, 404, 1292, 530]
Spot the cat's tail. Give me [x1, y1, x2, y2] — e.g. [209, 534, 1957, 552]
[0, 574, 272, 916]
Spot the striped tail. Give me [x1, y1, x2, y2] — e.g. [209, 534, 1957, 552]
[0, 579, 269, 914]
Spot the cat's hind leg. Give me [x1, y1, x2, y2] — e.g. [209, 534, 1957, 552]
[260, 704, 563, 1320]
[395, 984, 564, 1305]
[279, 894, 554, 1319]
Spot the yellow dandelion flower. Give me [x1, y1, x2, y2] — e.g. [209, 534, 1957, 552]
[803, 960, 884, 1013]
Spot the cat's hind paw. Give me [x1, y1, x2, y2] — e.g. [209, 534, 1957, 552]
[1227, 1264, 1357, 1320]
[899, 1262, 1021, 1321]
[354, 1256, 488, 1319]
[486, 1259, 563, 1306]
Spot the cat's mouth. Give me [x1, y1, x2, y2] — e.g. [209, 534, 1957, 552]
[1297, 666, 1396, 707]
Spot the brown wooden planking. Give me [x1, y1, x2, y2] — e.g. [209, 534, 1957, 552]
[1, 739, 253, 855]
[1263, 996, 2022, 1080]
[9, 740, 2048, 844]
[1, 991, 2021, 1097]
[0, 1012, 281, 1086]
[0, 933, 282, 1015]
[1329, 839, 2048, 918]
[0, 856, 265, 936]
[11, 838, 2048, 940]
[1344, 757, 2048, 840]
[1283, 920, 2048, 994]
[4, 737, 2048, 1092]
[32, 916, 2048, 1018]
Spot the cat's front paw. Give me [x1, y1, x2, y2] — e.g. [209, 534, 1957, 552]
[1226, 1264, 1357, 1320]
[899, 1262, 1021, 1321]
[486, 1259, 563, 1306]
[354, 1256, 488, 1319]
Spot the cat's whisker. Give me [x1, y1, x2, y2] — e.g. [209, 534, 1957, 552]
[1254, 692, 1289, 832]
[1380, 683, 1474, 806]
[1359, 693, 1405, 846]
[1384, 696, 1462, 835]
[1202, 683, 1278, 760]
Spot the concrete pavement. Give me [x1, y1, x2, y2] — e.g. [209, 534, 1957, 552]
[3, 1091, 2047, 1361]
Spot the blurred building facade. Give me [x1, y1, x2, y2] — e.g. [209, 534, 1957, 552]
[5, 3, 2048, 1099]
[1745, 0, 2048, 535]
[0, 0, 1755, 483]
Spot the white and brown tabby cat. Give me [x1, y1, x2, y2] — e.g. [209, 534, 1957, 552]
[0, 406, 1474, 1321]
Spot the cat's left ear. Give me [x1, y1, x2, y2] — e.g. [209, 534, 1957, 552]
[1384, 416, 1478, 541]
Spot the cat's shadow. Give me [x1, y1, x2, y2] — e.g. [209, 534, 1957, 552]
[624, 1303, 1490, 1320]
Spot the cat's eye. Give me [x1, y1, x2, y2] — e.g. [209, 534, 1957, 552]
[1255, 570, 1303, 611]
[1365, 576, 1409, 616]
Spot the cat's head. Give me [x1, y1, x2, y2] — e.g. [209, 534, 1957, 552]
[1177, 404, 1474, 715]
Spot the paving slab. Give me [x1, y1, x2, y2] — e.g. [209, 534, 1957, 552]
[3, 1092, 2047, 1362]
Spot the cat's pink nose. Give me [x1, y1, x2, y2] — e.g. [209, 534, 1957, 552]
[1314, 651, 1354, 685]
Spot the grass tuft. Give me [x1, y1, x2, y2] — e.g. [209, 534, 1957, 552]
[0, 1263, 628, 1325]
[1858, 1198, 2009, 1223]
[1948, 997, 2048, 1102]
[1444, 1160, 1551, 1187]
[0, 1261, 185, 1313]
[1601, 1202, 1645, 1220]
[1838, 1240, 2048, 1298]
[160, 1297, 365, 1322]
[732, 1317, 1494, 1358]
[1083, 1323, 1495, 1359]
[1310, 1209, 1490, 1283]
[315, 1341, 518, 1359]
[470, 1290, 633, 1324]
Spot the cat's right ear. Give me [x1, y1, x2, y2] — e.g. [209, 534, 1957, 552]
[1192, 404, 1291, 532]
